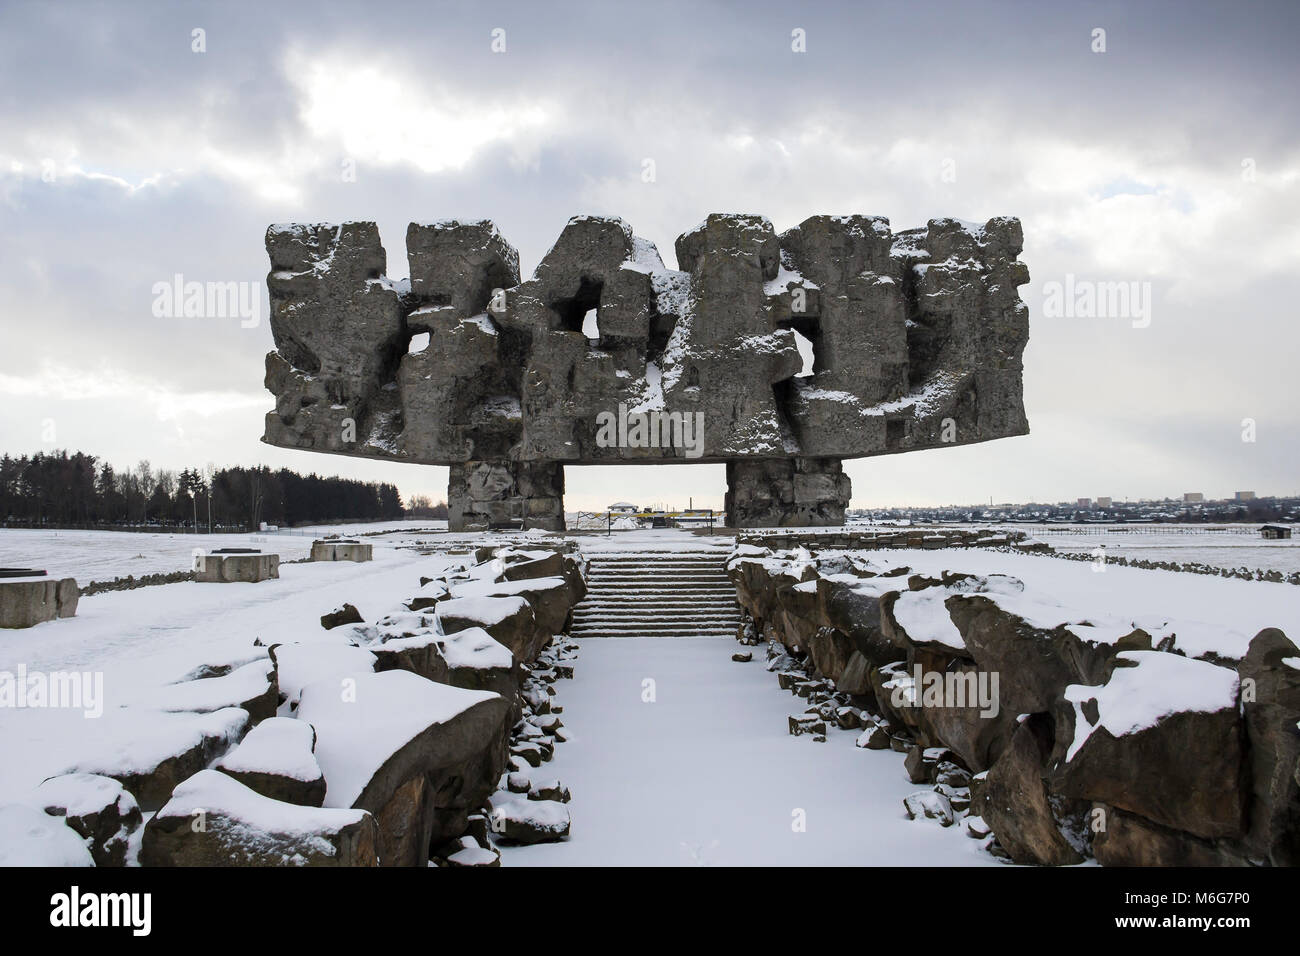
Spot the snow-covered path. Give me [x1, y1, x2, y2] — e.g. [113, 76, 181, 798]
[499, 636, 998, 866]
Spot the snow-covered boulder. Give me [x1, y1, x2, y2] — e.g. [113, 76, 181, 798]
[0, 804, 94, 866]
[140, 770, 378, 866]
[132, 658, 279, 724]
[450, 576, 573, 639]
[425, 627, 515, 697]
[1050, 651, 1245, 841]
[437, 594, 540, 664]
[946, 585, 1150, 714]
[269, 641, 376, 708]
[405, 578, 448, 611]
[297, 670, 510, 865]
[902, 790, 954, 827]
[818, 574, 905, 670]
[498, 549, 588, 607]
[29, 773, 142, 866]
[65, 707, 249, 810]
[357, 614, 516, 698]
[320, 603, 363, 630]
[215, 717, 326, 807]
[487, 793, 570, 844]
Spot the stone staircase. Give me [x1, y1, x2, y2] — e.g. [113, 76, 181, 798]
[569, 549, 742, 638]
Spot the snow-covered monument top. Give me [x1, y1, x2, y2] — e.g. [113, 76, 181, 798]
[261, 213, 1030, 530]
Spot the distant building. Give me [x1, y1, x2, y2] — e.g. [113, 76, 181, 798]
[608, 502, 639, 514]
[1184, 492, 1204, 503]
[1261, 525, 1292, 539]
[1236, 491, 1256, 501]
[1096, 497, 1112, 508]
[1076, 498, 1091, 508]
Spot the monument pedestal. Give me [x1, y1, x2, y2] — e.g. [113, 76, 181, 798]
[448, 460, 565, 532]
[725, 458, 851, 528]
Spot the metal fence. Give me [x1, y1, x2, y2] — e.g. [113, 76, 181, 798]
[572, 509, 717, 535]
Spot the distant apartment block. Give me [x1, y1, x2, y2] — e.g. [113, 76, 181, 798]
[1236, 491, 1256, 501]
[1096, 496, 1112, 508]
[1184, 492, 1204, 503]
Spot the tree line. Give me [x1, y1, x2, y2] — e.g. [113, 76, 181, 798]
[0, 450, 445, 530]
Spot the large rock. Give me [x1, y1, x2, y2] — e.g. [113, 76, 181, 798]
[449, 575, 573, 639]
[1091, 804, 1248, 867]
[296, 670, 510, 865]
[437, 595, 542, 664]
[132, 659, 279, 723]
[1236, 628, 1300, 865]
[66, 707, 249, 811]
[818, 574, 905, 669]
[269, 641, 376, 708]
[500, 550, 588, 609]
[487, 794, 570, 844]
[29, 773, 142, 866]
[947, 590, 1150, 714]
[321, 603, 364, 629]
[1049, 651, 1246, 841]
[983, 716, 1083, 866]
[140, 770, 378, 866]
[367, 625, 517, 700]
[215, 717, 326, 807]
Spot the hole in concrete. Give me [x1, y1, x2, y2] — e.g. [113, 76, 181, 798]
[778, 316, 827, 374]
[408, 332, 431, 355]
[792, 329, 815, 377]
[906, 314, 948, 385]
[551, 277, 603, 335]
[581, 308, 599, 341]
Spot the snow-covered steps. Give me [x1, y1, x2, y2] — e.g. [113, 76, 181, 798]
[570, 550, 741, 639]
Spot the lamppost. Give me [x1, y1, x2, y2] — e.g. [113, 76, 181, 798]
[205, 462, 215, 535]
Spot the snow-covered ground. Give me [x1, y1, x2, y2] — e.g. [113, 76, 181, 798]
[498, 636, 997, 866]
[1028, 527, 1300, 575]
[0, 546, 456, 804]
[2, 525, 1293, 865]
[0, 520, 450, 585]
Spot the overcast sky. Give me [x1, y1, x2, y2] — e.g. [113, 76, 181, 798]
[2, 0, 1297, 511]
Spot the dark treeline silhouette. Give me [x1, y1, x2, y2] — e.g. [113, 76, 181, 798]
[0, 450, 411, 530]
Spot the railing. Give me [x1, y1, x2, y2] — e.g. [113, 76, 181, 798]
[572, 509, 717, 536]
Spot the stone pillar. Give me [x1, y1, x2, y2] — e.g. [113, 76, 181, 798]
[724, 458, 851, 528]
[448, 460, 565, 532]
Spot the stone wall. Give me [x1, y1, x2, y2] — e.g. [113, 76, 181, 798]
[728, 545, 1300, 866]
